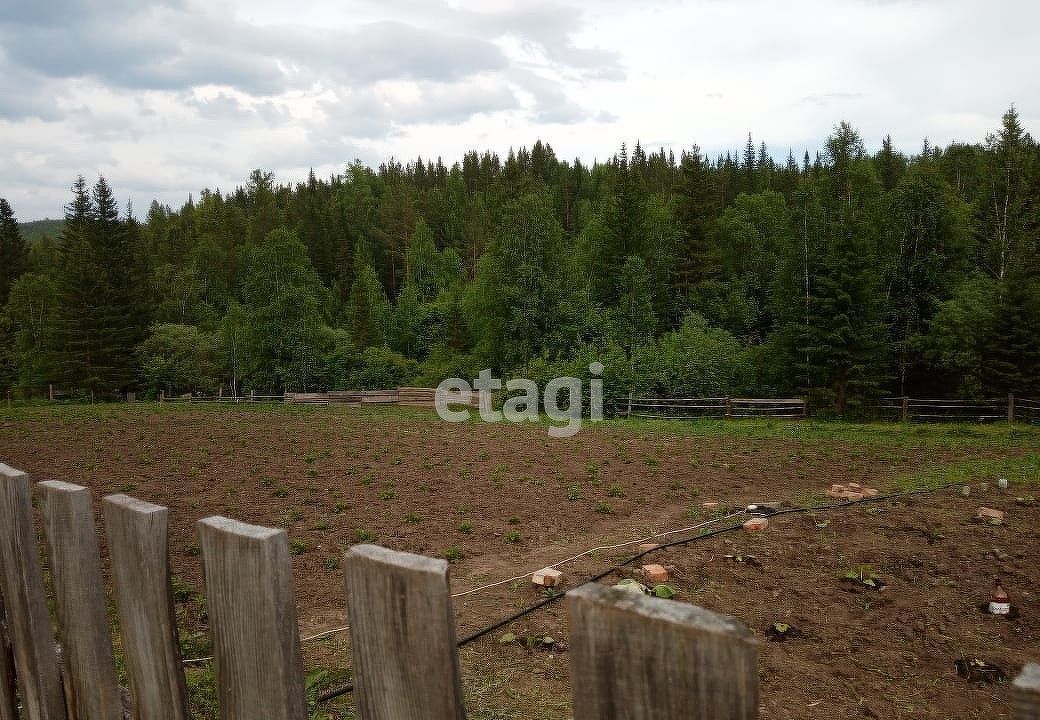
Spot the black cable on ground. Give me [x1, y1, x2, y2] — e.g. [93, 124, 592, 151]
[316, 480, 963, 705]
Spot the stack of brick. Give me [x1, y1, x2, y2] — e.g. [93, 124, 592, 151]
[826, 482, 880, 500]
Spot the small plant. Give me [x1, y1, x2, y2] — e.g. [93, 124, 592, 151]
[313, 520, 330, 531]
[360, 476, 373, 486]
[289, 539, 309, 555]
[170, 576, 196, 603]
[332, 502, 349, 514]
[184, 543, 200, 557]
[504, 529, 522, 544]
[458, 520, 474, 534]
[508, 515, 522, 525]
[595, 501, 613, 515]
[404, 511, 423, 523]
[585, 461, 600, 478]
[458, 503, 472, 515]
[443, 547, 464, 563]
[608, 483, 625, 498]
[379, 483, 396, 501]
[567, 485, 582, 501]
[355, 528, 375, 543]
[323, 556, 341, 571]
[273, 487, 289, 499]
[842, 563, 885, 589]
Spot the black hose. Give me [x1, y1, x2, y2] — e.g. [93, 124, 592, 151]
[316, 480, 962, 705]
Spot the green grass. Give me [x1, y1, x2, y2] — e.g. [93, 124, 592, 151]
[892, 453, 1040, 492]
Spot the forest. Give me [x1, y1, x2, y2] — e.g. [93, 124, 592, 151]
[0, 107, 1037, 415]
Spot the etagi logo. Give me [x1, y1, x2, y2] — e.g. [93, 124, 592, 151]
[435, 363, 605, 438]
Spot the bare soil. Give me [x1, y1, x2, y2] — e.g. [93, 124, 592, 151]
[1, 404, 1037, 719]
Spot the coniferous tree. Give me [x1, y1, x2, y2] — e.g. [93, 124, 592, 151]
[0, 198, 28, 306]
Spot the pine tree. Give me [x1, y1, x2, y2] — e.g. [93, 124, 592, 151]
[675, 146, 719, 293]
[0, 198, 28, 305]
[875, 135, 905, 190]
[741, 133, 757, 193]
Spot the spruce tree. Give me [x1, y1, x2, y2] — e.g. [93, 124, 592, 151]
[0, 198, 28, 305]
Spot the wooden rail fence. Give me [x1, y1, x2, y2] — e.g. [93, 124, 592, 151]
[622, 395, 807, 420]
[878, 395, 1040, 423]
[0, 461, 1037, 718]
[158, 387, 478, 409]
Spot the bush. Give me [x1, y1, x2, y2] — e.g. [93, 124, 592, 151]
[348, 346, 419, 389]
[137, 323, 220, 398]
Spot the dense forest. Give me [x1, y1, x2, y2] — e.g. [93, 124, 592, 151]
[1, 107, 1038, 414]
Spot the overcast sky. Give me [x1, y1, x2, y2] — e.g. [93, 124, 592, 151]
[1, 0, 1036, 220]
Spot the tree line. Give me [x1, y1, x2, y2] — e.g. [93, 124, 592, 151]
[1, 106, 1037, 414]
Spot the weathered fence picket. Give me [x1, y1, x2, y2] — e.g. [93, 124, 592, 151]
[0, 592, 16, 720]
[344, 544, 466, 720]
[0, 460, 1036, 719]
[37, 481, 123, 720]
[1016, 664, 1040, 720]
[103, 494, 189, 720]
[0, 464, 67, 720]
[197, 516, 306, 720]
[568, 583, 759, 719]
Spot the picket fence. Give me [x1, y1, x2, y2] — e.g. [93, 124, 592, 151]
[0, 462, 1037, 720]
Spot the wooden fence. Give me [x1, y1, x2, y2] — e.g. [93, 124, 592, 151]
[877, 395, 1040, 423]
[622, 395, 807, 420]
[0, 462, 1038, 719]
[158, 388, 478, 409]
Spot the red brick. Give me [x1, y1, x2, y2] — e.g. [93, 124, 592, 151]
[532, 567, 563, 587]
[743, 517, 769, 532]
[977, 507, 1005, 522]
[641, 564, 669, 583]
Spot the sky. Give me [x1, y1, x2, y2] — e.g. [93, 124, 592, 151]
[1, 0, 1037, 220]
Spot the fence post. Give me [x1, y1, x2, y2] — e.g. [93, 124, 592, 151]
[196, 517, 306, 720]
[901, 396, 909, 423]
[36, 481, 122, 720]
[627, 391, 633, 418]
[1009, 393, 1016, 424]
[0, 465, 67, 720]
[103, 495, 189, 720]
[344, 545, 466, 720]
[567, 583, 758, 720]
[1015, 664, 1040, 719]
[726, 396, 733, 419]
[49, 384, 54, 401]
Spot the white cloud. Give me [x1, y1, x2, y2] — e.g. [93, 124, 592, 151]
[0, 0, 1036, 219]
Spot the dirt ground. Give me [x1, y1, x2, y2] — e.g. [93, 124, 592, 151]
[1, 404, 1038, 719]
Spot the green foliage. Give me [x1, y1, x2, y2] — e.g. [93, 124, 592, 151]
[3, 108, 1039, 405]
[349, 346, 418, 389]
[137, 324, 220, 398]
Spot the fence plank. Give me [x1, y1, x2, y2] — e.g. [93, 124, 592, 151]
[0, 464, 67, 720]
[0, 592, 16, 720]
[102, 495, 189, 720]
[344, 544, 466, 720]
[1016, 664, 1040, 719]
[36, 481, 122, 720]
[196, 517, 305, 720]
[567, 583, 758, 720]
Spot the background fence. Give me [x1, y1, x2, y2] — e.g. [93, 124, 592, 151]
[0, 462, 1037, 719]
[876, 394, 1040, 424]
[621, 395, 807, 420]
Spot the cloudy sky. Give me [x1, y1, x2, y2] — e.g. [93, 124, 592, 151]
[1, 0, 1036, 220]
